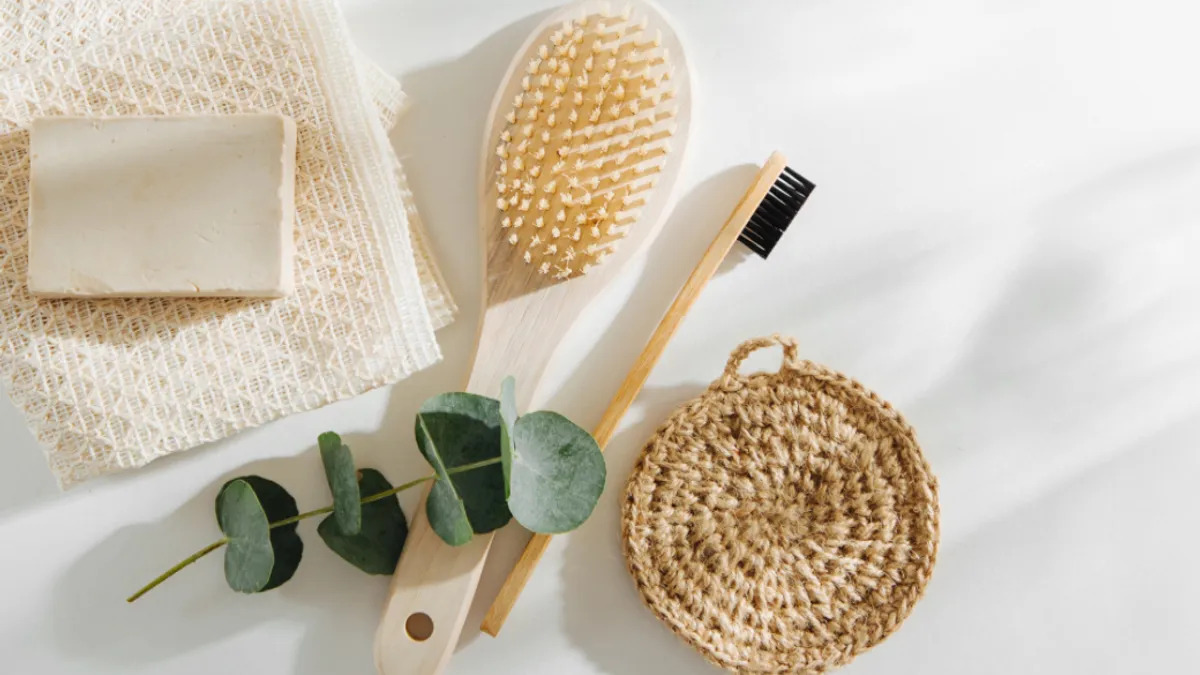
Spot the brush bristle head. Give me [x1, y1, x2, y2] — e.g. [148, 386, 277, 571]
[494, 3, 678, 280]
[738, 167, 815, 259]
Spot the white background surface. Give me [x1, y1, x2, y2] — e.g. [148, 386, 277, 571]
[3, 0, 1200, 673]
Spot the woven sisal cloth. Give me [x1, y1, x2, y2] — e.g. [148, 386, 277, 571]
[0, 0, 455, 486]
[623, 335, 939, 674]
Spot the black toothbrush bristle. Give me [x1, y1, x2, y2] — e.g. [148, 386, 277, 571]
[737, 166, 815, 259]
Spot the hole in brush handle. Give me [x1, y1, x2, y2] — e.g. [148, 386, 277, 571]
[406, 612, 434, 642]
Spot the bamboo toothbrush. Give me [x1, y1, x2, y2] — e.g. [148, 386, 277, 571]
[481, 151, 815, 635]
[375, 2, 692, 673]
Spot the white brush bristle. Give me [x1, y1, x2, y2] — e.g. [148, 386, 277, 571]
[493, 5, 677, 280]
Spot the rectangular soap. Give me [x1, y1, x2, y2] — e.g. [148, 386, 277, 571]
[27, 114, 297, 298]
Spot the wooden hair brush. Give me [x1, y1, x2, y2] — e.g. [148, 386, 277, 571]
[374, 2, 693, 673]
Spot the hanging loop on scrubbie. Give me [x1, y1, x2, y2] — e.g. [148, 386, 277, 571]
[721, 333, 801, 378]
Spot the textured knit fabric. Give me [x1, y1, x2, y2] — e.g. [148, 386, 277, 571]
[0, 0, 455, 486]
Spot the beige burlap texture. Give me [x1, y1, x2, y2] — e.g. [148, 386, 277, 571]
[0, 0, 456, 487]
[623, 335, 939, 674]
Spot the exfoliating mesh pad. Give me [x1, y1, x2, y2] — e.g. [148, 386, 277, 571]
[622, 335, 939, 674]
[0, 0, 454, 486]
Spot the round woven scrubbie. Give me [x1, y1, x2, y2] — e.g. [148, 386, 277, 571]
[622, 335, 939, 674]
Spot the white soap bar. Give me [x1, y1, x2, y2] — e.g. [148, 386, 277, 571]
[27, 114, 296, 298]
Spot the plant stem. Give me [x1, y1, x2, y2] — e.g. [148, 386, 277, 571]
[126, 538, 228, 603]
[268, 504, 334, 530]
[445, 456, 503, 476]
[360, 473, 436, 505]
[127, 456, 503, 603]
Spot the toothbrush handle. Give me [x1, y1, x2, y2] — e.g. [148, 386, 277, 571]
[481, 151, 792, 636]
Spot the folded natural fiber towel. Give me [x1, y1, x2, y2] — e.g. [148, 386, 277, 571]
[0, 0, 454, 486]
[1, 0, 454, 324]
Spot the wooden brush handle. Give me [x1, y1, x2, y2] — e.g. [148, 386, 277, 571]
[480, 151, 791, 636]
[376, 1, 696, 668]
[375, 305, 562, 675]
[375, 512, 492, 675]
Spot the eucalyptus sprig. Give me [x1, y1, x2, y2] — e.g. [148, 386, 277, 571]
[127, 377, 605, 602]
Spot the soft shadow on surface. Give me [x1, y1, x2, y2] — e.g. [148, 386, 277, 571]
[530, 164, 762, 425]
[906, 145, 1200, 542]
[48, 351, 465, 675]
[841, 414, 1200, 675]
[0, 399, 58, 517]
[49, 451, 321, 670]
[389, 11, 554, 327]
[905, 252, 1102, 465]
[560, 382, 720, 675]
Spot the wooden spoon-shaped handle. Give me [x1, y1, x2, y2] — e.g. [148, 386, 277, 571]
[375, 499, 494, 675]
[374, 299, 564, 675]
[376, 0, 694, 666]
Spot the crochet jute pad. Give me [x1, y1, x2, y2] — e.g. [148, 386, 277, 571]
[623, 336, 939, 674]
[0, 0, 455, 486]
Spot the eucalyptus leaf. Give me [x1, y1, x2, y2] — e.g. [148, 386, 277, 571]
[318, 469, 408, 575]
[216, 476, 303, 593]
[215, 480, 272, 593]
[498, 376, 518, 500]
[319, 432, 361, 535]
[240, 476, 303, 591]
[508, 412, 606, 534]
[415, 393, 511, 546]
[418, 415, 472, 546]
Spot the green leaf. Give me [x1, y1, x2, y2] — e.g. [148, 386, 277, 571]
[319, 432, 361, 535]
[215, 480, 272, 593]
[318, 469, 408, 575]
[240, 476, 303, 591]
[216, 476, 303, 593]
[507, 411, 606, 534]
[417, 415, 469, 546]
[415, 392, 511, 546]
[498, 376, 518, 500]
